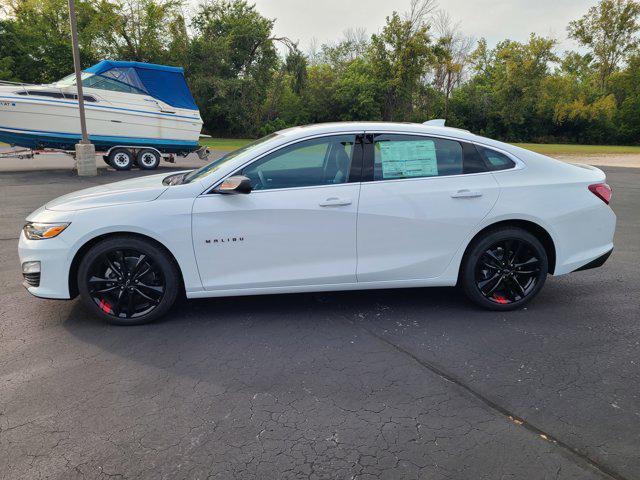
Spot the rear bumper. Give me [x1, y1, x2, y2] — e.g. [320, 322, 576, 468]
[574, 248, 613, 272]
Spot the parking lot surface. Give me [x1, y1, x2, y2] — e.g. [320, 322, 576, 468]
[0, 155, 638, 479]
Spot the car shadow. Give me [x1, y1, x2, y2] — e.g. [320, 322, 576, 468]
[61, 286, 480, 375]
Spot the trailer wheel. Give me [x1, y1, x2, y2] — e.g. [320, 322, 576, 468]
[108, 148, 134, 170]
[137, 149, 161, 170]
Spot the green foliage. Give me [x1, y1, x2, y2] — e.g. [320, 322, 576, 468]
[568, 0, 640, 89]
[0, 0, 639, 144]
[368, 12, 433, 120]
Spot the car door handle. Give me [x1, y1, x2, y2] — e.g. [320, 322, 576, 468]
[319, 197, 352, 207]
[451, 190, 483, 199]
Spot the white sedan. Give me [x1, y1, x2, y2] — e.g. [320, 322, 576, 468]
[18, 122, 616, 324]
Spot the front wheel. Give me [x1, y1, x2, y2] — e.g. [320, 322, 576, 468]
[461, 227, 548, 310]
[77, 236, 180, 325]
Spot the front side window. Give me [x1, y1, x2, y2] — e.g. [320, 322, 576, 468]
[183, 133, 279, 184]
[373, 134, 467, 180]
[242, 135, 356, 191]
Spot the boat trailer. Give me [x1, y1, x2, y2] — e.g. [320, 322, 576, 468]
[0, 145, 211, 169]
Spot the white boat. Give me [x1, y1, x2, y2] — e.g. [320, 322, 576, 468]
[0, 61, 203, 153]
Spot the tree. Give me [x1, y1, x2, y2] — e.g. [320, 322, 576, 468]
[187, 0, 279, 135]
[368, 0, 435, 120]
[105, 0, 187, 63]
[431, 10, 473, 119]
[568, 0, 640, 89]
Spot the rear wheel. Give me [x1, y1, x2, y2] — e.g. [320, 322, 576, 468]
[108, 148, 134, 170]
[137, 149, 161, 170]
[77, 236, 179, 325]
[461, 227, 548, 310]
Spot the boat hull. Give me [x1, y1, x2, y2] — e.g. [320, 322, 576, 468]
[0, 92, 202, 153]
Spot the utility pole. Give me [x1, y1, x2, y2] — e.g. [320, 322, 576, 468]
[68, 0, 96, 176]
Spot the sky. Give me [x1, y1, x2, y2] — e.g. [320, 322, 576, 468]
[188, 0, 595, 53]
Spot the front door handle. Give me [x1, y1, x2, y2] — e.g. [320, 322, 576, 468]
[319, 197, 352, 207]
[451, 189, 483, 199]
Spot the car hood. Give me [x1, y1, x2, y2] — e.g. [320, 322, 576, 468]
[45, 173, 169, 211]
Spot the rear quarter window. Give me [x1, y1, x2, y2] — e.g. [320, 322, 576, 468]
[477, 146, 516, 171]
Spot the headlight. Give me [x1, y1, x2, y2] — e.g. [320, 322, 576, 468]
[23, 222, 70, 240]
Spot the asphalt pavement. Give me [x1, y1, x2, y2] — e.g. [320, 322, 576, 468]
[0, 154, 638, 479]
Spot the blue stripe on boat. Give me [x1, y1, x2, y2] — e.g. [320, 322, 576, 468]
[0, 95, 201, 120]
[0, 125, 199, 153]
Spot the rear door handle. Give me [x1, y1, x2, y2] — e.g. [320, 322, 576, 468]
[451, 189, 483, 199]
[319, 197, 352, 207]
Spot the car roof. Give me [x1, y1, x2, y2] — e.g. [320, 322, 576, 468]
[277, 121, 479, 142]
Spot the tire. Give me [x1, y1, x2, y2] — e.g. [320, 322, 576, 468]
[137, 148, 161, 170]
[77, 236, 180, 325]
[108, 148, 134, 170]
[461, 227, 548, 311]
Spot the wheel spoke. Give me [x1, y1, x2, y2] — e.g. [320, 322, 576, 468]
[481, 274, 504, 296]
[137, 282, 164, 297]
[94, 285, 119, 294]
[134, 287, 159, 303]
[105, 254, 123, 278]
[131, 254, 147, 276]
[516, 268, 540, 275]
[478, 273, 501, 290]
[510, 241, 525, 265]
[116, 250, 128, 275]
[126, 290, 135, 317]
[113, 288, 126, 316]
[133, 265, 151, 281]
[514, 257, 539, 268]
[481, 252, 502, 270]
[510, 276, 526, 299]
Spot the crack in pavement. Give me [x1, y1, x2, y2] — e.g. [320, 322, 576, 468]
[349, 319, 629, 480]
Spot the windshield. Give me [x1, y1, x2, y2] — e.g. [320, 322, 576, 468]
[54, 71, 148, 94]
[182, 133, 280, 184]
[54, 72, 91, 87]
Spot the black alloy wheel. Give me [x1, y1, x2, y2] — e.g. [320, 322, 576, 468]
[78, 236, 179, 325]
[461, 227, 548, 310]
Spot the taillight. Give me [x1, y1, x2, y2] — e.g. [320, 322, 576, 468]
[588, 183, 612, 204]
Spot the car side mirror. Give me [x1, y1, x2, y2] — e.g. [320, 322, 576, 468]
[215, 175, 252, 194]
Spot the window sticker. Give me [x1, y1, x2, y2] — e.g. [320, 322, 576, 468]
[379, 140, 438, 179]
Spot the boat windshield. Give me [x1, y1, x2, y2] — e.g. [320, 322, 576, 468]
[54, 71, 148, 95]
[182, 134, 280, 184]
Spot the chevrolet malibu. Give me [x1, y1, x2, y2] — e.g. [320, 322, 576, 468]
[18, 122, 616, 325]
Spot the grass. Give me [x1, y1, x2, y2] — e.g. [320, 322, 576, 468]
[198, 139, 640, 155]
[3, 138, 639, 156]
[199, 137, 252, 151]
[0, 138, 252, 150]
[511, 143, 640, 155]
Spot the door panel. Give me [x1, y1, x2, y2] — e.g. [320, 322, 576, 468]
[192, 184, 360, 290]
[192, 133, 363, 291]
[357, 175, 499, 281]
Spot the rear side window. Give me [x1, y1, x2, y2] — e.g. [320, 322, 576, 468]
[372, 134, 486, 180]
[477, 146, 516, 171]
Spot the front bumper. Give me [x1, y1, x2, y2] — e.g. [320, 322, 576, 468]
[18, 232, 72, 299]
